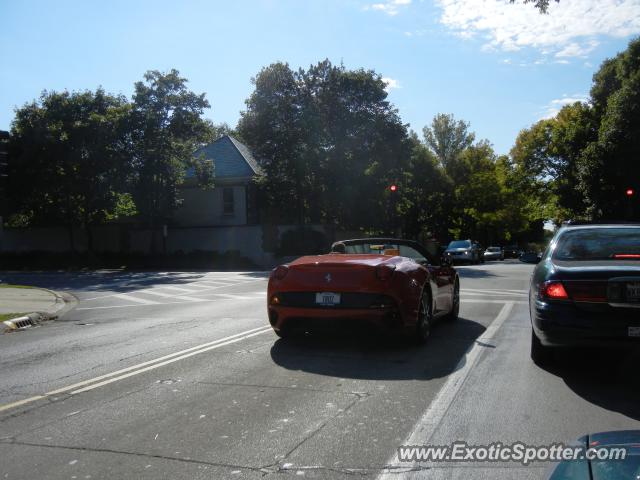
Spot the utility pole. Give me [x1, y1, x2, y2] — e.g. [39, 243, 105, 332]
[388, 183, 398, 236]
[0, 130, 9, 228]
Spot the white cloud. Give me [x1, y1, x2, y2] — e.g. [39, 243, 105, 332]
[368, 0, 411, 16]
[436, 0, 640, 59]
[540, 93, 589, 119]
[382, 77, 401, 91]
[555, 40, 599, 58]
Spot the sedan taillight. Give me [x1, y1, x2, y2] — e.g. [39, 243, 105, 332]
[540, 281, 569, 300]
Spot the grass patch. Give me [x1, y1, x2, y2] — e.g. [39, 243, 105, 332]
[0, 284, 36, 289]
[0, 313, 27, 322]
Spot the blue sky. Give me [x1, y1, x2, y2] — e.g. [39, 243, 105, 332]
[1, 0, 639, 155]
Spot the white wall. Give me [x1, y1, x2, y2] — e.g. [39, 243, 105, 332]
[173, 186, 247, 226]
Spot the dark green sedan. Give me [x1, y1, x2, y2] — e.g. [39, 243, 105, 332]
[548, 430, 640, 479]
[529, 222, 640, 365]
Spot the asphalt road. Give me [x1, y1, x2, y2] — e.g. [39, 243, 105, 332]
[1, 261, 639, 479]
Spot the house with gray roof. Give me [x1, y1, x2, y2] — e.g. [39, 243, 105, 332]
[172, 135, 263, 227]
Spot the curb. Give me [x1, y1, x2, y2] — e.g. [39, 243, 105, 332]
[1, 289, 78, 334]
[42, 289, 79, 319]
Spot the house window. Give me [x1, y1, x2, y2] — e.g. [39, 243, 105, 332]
[222, 187, 234, 215]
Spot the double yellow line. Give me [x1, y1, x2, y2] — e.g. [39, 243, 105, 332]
[0, 326, 272, 413]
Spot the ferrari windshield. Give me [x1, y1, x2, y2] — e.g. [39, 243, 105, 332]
[341, 242, 427, 262]
[553, 227, 640, 261]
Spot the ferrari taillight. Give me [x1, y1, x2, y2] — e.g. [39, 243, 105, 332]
[272, 265, 289, 280]
[540, 281, 569, 300]
[376, 264, 396, 281]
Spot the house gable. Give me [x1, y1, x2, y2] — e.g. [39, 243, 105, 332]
[191, 135, 262, 181]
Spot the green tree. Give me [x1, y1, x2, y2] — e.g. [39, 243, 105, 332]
[238, 60, 411, 231]
[8, 88, 132, 251]
[238, 62, 308, 224]
[422, 113, 475, 172]
[512, 37, 640, 221]
[130, 69, 212, 251]
[510, 102, 595, 224]
[402, 133, 453, 241]
[579, 38, 640, 219]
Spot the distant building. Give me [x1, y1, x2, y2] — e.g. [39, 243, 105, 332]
[173, 135, 263, 227]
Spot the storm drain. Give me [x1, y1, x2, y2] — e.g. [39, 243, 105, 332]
[3, 314, 41, 331]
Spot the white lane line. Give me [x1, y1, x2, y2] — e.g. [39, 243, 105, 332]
[462, 298, 527, 304]
[461, 291, 526, 298]
[378, 301, 515, 478]
[113, 293, 158, 305]
[138, 290, 205, 302]
[0, 326, 272, 413]
[71, 329, 271, 394]
[463, 288, 528, 294]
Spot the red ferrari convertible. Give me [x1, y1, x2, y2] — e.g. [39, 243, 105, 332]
[267, 238, 460, 343]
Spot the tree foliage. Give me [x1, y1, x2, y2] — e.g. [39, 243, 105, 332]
[7, 70, 215, 252]
[512, 37, 640, 222]
[8, 88, 132, 249]
[238, 58, 534, 244]
[5, 63, 541, 250]
[422, 113, 475, 172]
[130, 69, 212, 229]
[238, 60, 411, 231]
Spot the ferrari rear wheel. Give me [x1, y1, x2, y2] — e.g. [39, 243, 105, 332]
[414, 290, 432, 344]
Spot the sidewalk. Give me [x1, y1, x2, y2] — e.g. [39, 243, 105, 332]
[0, 286, 77, 331]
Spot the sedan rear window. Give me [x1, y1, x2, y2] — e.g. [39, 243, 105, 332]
[553, 228, 640, 261]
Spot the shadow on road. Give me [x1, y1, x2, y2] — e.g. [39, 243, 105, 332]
[542, 348, 640, 421]
[269, 316, 486, 381]
[455, 266, 500, 279]
[0, 270, 270, 295]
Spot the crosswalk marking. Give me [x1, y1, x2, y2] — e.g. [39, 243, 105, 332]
[160, 285, 204, 293]
[213, 293, 253, 300]
[113, 293, 159, 305]
[138, 290, 205, 302]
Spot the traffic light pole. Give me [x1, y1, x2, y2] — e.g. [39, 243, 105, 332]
[626, 188, 635, 220]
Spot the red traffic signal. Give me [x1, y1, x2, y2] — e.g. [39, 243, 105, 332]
[626, 188, 635, 197]
[389, 184, 398, 192]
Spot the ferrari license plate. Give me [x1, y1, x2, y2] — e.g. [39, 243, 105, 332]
[628, 326, 640, 337]
[315, 292, 341, 306]
[626, 282, 640, 302]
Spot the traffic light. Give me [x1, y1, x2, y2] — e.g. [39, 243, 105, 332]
[389, 184, 397, 192]
[626, 188, 635, 197]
